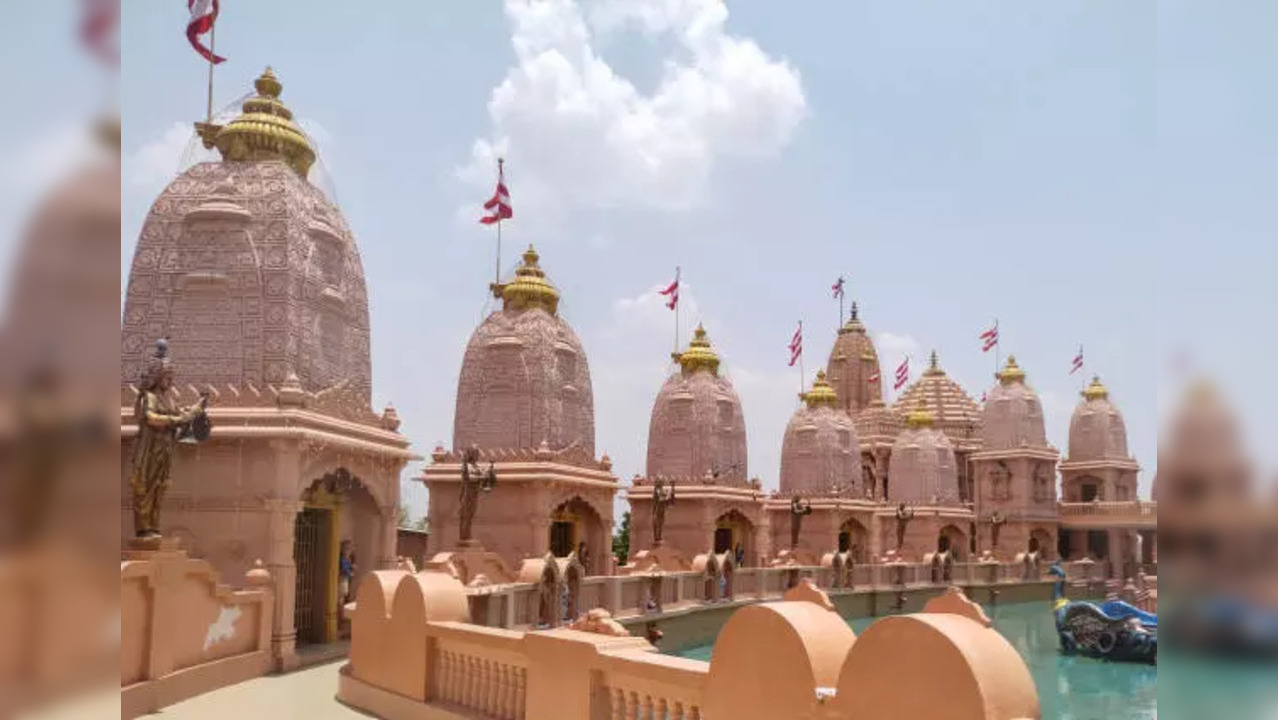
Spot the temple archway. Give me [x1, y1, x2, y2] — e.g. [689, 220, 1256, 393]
[837, 518, 869, 563]
[548, 497, 605, 576]
[1029, 528, 1054, 561]
[937, 524, 968, 562]
[294, 468, 380, 647]
[713, 509, 755, 567]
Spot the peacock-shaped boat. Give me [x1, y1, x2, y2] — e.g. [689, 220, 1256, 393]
[1048, 563, 1157, 664]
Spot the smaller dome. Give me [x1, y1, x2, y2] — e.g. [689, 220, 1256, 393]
[1067, 376, 1129, 461]
[779, 370, 861, 496]
[893, 351, 981, 446]
[981, 355, 1049, 451]
[825, 302, 884, 413]
[889, 399, 960, 505]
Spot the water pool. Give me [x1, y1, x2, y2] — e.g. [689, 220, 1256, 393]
[673, 601, 1158, 719]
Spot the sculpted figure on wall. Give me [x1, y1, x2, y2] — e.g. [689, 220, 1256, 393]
[651, 478, 676, 546]
[458, 445, 496, 544]
[789, 496, 812, 550]
[894, 502, 915, 552]
[129, 339, 210, 539]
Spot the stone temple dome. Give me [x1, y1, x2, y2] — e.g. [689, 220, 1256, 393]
[779, 370, 862, 497]
[1153, 380, 1250, 505]
[453, 246, 595, 456]
[1067, 376, 1130, 461]
[893, 351, 981, 448]
[825, 302, 883, 414]
[888, 401, 960, 505]
[646, 325, 748, 484]
[981, 356, 1050, 451]
[121, 68, 372, 403]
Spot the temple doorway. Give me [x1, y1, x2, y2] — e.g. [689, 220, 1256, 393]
[293, 468, 379, 647]
[713, 510, 754, 567]
[937, 525, 967, 561]
[714, 527, 733, 554]
[837, 518, 869, 563]
[549, 521, 575, 558]
[548, 497, 604, 575]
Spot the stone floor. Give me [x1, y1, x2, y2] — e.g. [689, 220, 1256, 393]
[136, 662, 363, 719]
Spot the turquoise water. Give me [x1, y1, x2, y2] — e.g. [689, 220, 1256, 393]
[674, 601, 1158, 719]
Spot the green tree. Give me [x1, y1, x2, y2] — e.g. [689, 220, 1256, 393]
[397, 503, 413, 529]
[612, 511, 631, 565]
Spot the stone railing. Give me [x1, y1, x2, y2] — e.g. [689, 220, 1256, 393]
[120, 543, 274, 719]
[461, 558, 1057, 631]
[339, 571, 1040, 720]
[1059, 500, 1157, 518]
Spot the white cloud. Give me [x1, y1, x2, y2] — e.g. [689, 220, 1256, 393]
[127, 122, 198, 191]
[458, 0, 806, 226]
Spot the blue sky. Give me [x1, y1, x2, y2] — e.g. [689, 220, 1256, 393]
[10, 1, 1269, 522]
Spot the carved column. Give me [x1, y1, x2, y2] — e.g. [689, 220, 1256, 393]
[379, 503, 398, 570]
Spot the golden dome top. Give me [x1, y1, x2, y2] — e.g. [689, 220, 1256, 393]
[1082, 375, 1109, 401]
[838, 301, 867, 335]
[906, 397, 936, 429]
[197, 67, 316, 178]
[801, 369, 840, 409]
[499, 245, 561, 315]
[996, 355, 1027, 385]
[676, 324, 721, 376]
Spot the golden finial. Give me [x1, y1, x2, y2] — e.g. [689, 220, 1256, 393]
[1082, 375, 1108, 401]
[677, 324, 720, 376]
[906, 397, 935, 429]
[801, 369, 840, 408]
[198, 67, 317, 178]
[924, 349, 944, 376]
[501, 244, 560, 315]
[996, 355, 1026, 385]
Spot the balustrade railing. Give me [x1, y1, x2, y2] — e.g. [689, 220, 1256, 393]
[430, 627, 528, 720]
[599, 653, 707, 720]
[1059, 500, 1157, 518]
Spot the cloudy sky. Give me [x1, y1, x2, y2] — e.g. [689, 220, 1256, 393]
[4, 0, 1262, 521]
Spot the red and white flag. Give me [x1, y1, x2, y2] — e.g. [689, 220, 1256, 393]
[980, 321, 999, 353]
[1070, 346, 1084, 375]
[893, 357, 910, 391]
[787, 322, 803, 367]
[82, 0, 119, 66]
[981, 390, 988, 403]
[658, 268, 680, 310]
[831, 276, 845, 300]
[480, 159, 513, 225]
[187, 0, 226, 64]
[867, 369, 880, 384]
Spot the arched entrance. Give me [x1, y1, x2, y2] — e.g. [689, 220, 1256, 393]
[937, 525, 968, 562]
[294, 468, 380, 647]
[1029, 528, 1054, 561]
[713, 510, 755, 567]
[548, 497, 605, 576]
[837, 518, 869, 563]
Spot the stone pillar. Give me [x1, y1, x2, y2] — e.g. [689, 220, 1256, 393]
[264, 497, 304, 672]
[1108, 529, 1123, 579]
[378, 503, 398, 570]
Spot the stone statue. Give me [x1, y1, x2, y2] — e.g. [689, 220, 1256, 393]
[458, 445, 496, 544]
[651, 478, 676, 546]
[989, 511, 1007, 554]
[129, 338, 210, 539]
[894, 502, 915, 552]
[789, 496, 812, 550]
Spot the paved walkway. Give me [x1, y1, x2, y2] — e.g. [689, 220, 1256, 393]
[136, 662, 364, 719]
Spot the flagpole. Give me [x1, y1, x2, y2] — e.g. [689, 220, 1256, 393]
[494, 158, 505, 288]
[839, 291, 845, 329]
[798, 320, 805, 395]
[205, 22, 216, 123]
[993, 319, 1000, 376]
[674, 266, 681, 357]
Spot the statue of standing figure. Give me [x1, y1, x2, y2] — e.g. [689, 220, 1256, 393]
[458, 445, 496, 544]
[789, 496, 812, 550]
[651, 478, 676, 547]
[894, 502, 915, 553]
[129, 338, 210, 540]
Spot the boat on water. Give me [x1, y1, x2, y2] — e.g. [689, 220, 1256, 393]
[1048, 563, 1157, 664]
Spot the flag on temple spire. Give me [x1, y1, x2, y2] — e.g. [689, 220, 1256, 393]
[894, 357, 910, 391]
[981, 390, 987, 403]
[831, 276, 845, 299]
[659, 268, 680, 310]
[1070, 346, 1084, 375]
[980, 321, 999, 352]
[82, 0, 119, 66]
[867, 369, 880, 384]
[788, 322, 803, 367]
[480, 159, 513, 225]
[187, 0, 226, 64]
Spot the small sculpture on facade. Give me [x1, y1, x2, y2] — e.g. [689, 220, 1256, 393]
[789, 495, 813, 550]
[651, 478, 676, 547]
[989, 511, 1007, 555]
[894, 502, 915, 552]
[129, 338, 210, 540]
[458, 445, 496, 544]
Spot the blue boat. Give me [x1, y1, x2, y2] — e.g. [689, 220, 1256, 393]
[1048, 563, 1157, 664]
